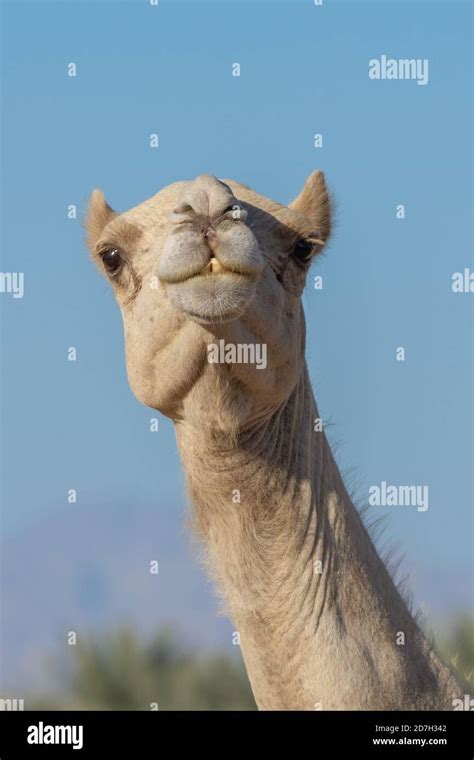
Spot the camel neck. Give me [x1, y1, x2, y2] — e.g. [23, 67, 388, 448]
[174, 365, 459, 709]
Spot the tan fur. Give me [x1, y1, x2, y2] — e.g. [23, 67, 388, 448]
[86, 173, 463, 710]
[86, 189, 117, 252]
[289, 169, 331, 243]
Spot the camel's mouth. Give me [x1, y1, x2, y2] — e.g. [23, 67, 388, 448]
[162, 268, 258, 325]
[159, 249, 262, 285]
[157, 220, 264, 324]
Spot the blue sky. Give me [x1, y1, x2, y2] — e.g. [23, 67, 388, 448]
[1, 0, 472, 683]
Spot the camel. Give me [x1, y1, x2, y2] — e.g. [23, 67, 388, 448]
[86, 172, 463, 710]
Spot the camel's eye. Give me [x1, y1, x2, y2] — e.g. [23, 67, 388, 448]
[101, 247, 123, 275]
[292, 238, 313, 265]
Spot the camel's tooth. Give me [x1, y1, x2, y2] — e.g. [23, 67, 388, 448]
[210, 257, 224, 274]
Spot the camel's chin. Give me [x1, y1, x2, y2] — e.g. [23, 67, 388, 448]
[164, 272, 257, 325]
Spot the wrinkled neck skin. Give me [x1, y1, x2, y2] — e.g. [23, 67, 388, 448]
[174, 340, 461, 711]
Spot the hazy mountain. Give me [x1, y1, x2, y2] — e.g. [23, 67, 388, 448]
[1, 495, 234, 693]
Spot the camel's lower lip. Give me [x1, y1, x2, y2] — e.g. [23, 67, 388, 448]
[180, 307, 242, 325]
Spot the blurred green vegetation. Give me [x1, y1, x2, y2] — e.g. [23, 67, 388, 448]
[437, 614, 474, 691]
[32, 627, 256, 710]
[25, 615, 473, 709]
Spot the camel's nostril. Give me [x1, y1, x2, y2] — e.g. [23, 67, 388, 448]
[173, 202, 194, 214]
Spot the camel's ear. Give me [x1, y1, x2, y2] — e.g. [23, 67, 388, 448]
[289, 170, 331, 246]
[86, 189, 117, 251]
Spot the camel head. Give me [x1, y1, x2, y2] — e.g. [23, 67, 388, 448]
[86, 172, 331, 424]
